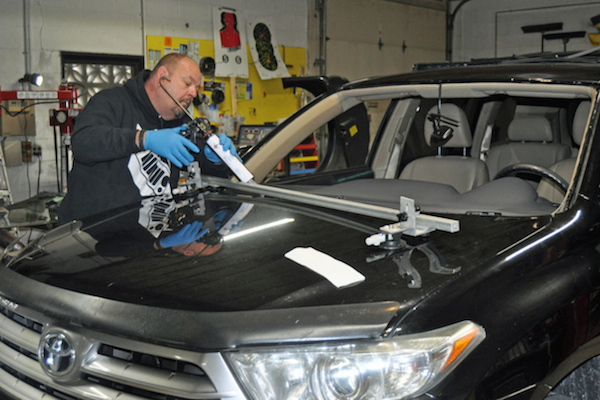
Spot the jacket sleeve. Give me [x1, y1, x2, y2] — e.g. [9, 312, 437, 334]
[71, 91, 139, 165]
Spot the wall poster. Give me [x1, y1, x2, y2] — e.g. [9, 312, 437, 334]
[212, 7, 249, 78]
[247, 17, 290, 80]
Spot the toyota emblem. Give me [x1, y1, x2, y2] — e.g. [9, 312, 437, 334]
[38, 332, 77, 378]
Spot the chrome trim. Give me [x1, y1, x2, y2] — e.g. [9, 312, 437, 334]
[38, 331, 77, 379]
[82, 355, 218, 398]
[0, 367, 61, 400]
[0, 312, 38, 354]
[0, 340, 44, 385]
[0, 302, 247, 400]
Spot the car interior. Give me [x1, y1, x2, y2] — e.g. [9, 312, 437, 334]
[246, 83, 594, 217]
[398, 103, 490, 194]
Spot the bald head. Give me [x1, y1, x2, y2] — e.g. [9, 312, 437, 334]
[145, 54, 202, 120]
[150, 53, 191, 79]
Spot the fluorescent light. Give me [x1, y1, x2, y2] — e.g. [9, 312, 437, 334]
[222, 218, 295, 241]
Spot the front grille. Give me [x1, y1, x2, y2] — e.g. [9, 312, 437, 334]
[0, 304, 43, 333]
[0, 361, 78, 400]
[0, 302, 246, 400]
[98, 344, 206, 376]
[0, 336, 37, 360]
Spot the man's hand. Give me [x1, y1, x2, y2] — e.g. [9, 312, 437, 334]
[159, 221, 208, 248]
[204, 133, 242, 163]
[144, 124, 200, 168]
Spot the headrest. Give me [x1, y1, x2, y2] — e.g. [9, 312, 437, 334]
[572, 101, 590, 146]
[507, 116, 553, 142]
[424, 103, 472, 147]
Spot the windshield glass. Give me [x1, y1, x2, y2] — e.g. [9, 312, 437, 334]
[261, 99, 391, 181]
[248, 82, 594, 218]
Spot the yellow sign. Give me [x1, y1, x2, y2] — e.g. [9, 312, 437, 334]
[146, 35, 305, 126]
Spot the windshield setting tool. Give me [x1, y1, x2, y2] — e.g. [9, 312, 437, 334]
[390, 197, 459, 236]
[366, 197, 459, 248]
[206, 176, 404, 221]
[159, 77, 255, 183]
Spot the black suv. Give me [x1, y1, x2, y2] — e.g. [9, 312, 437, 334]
[1, 55, 600, 400]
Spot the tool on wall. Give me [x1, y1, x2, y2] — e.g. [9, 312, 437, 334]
[543, 31, 587, 52]
[198, 57, 226, 107]
[521, 23, 563, 53]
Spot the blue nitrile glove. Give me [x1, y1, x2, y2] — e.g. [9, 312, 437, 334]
[213, 209, 243, 233]
[204, 133, 242, 163]
[144, 124, 200, 168]
[213, 209, 232, 229]
[159, 221, 209, 248]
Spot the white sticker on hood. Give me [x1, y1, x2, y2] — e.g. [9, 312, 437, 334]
[285, 247, 365, 289]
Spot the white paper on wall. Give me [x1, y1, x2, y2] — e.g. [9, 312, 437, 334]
[247, 17, 290, 80]
[212, 7, 249, 78]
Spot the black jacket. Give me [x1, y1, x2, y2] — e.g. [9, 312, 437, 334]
[59, 70, 227, 223]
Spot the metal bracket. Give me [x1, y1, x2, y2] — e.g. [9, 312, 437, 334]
[380, 197, 459, 237]
[173, 161, 202, 195]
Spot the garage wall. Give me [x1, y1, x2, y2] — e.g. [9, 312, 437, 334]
[452, 0, 600, 62]
[307, 0, 447, 81]
[0, 0, 307, 203]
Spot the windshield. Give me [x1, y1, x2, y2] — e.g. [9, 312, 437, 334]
[245, 82, 595, 217]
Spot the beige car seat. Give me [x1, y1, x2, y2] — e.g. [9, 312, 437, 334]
[537, 101, 591, 203]
[400, 103, 489, 194]
[486, 116, 572, 180]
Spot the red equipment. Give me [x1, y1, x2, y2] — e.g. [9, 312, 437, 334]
[0, 85, 81, 193]
[0, 84, 80, 133]
[48, 83, 80, 134]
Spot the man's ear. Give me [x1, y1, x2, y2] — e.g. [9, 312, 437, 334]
[156, 65, 171, 81]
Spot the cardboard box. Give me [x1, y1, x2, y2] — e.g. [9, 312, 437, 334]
[2, 141, 22, 167]
[0, 100, 36, 137]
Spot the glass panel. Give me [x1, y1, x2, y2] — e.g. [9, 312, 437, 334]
[64, 63, 133, 107]
[264, 99, 395, 182]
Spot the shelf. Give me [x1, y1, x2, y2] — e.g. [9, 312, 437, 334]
[281, 134, 319, 176]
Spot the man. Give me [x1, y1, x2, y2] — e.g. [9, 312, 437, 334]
[59, 53, 238, 223]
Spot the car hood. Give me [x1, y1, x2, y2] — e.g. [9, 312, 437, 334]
[0, 185, 543, 347]
[6, 186, 543, 310]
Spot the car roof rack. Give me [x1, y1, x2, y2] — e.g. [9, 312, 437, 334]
[413, 47, 600, 71]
